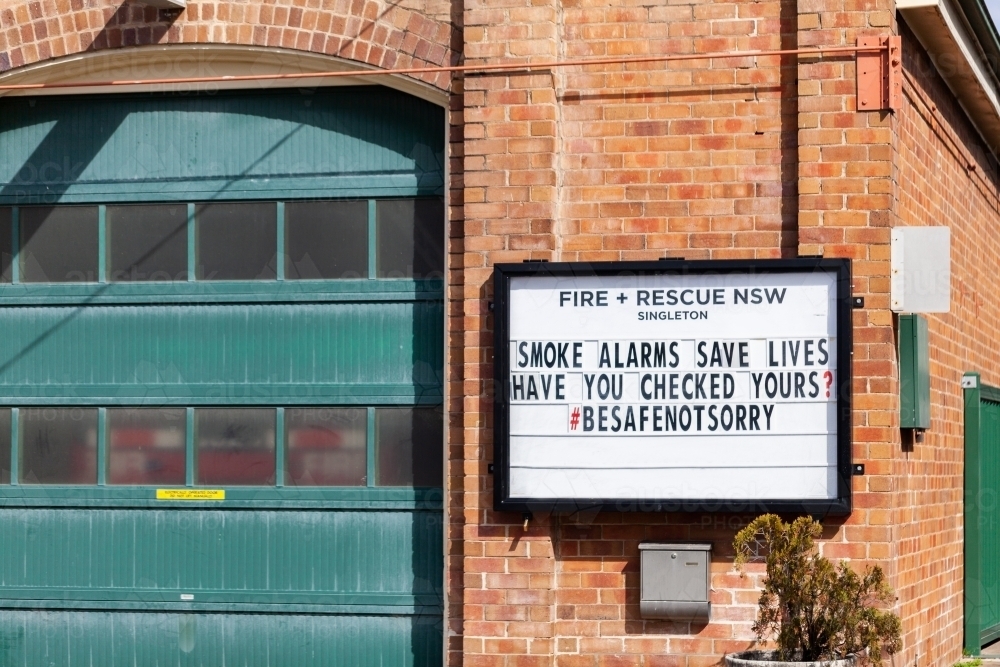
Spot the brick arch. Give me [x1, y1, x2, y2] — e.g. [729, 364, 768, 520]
[0, 0, 457, 91]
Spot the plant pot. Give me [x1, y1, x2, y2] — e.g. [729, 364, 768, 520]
[725, 651, 856, 667]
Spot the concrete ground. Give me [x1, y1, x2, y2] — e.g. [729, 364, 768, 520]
[981, 639, 1000, 660]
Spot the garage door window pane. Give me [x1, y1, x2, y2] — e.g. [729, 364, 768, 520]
[286, 201, 367, 279]
[376, 199, 444, 279]
[20, 408, 98, 484]
[196, 408, 275, 485]
[108, 408, 186, 485]
[107, 204, 188, 282]
[285, 408, 367, 486]
[0, 208, 11, 283]
[0, 410, 9, 483]
[20, 206, 99, 283]
[196, 203, 277, 281]
[375, 407, 442, 487]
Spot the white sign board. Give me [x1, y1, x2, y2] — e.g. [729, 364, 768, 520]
[493, 260, 852, 515]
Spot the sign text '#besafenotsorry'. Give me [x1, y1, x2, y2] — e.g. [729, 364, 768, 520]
[498, 263, 849, 507]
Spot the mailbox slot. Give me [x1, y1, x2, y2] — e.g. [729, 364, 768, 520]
[639, 542, 712, 621]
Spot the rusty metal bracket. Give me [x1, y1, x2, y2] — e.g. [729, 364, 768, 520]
[857, 35, 901, 112]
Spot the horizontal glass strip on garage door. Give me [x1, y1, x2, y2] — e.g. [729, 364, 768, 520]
[0, 407, 442, 507]
[0, 199, 443, 284]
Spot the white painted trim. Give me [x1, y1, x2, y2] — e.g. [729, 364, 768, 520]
[897, 0, 939, 8]
[0, 44, 449, 107]
[899, 0, 1000, 152]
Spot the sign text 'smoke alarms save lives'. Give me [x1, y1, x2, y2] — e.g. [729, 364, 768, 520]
[493, 259, 853, 515]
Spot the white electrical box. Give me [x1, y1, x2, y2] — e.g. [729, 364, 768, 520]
[891, 227, 951, 313]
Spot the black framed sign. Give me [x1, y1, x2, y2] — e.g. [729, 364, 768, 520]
[492, 258, 853, 516]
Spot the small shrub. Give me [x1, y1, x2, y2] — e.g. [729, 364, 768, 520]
[733, 514, 902, 665]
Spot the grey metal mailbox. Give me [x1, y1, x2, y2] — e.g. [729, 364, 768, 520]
[639, 542, 712, 621]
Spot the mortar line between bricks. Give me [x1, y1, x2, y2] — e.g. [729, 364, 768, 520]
[0, 44, 886, 91]
[553, 0, 567, 264]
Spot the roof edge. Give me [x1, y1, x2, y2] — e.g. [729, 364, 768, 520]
[899, 0, 1000, 154]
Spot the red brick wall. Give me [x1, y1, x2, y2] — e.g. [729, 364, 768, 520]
[892, 22, 1000, 665]
[457, 2, 977, 667]
[456, 0, 861, 665]
[793, 0, 907, 663]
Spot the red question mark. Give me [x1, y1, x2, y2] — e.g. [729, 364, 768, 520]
[823, 371, 833, 398]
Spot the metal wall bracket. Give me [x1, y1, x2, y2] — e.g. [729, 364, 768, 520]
[856, 35, 902, 112]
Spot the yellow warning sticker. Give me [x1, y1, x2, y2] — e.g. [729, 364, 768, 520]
[156, 489, 225, 500]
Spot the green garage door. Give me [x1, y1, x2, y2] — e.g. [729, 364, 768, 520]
[965, 373, 1000, 654]
[0, 88, 444, 665]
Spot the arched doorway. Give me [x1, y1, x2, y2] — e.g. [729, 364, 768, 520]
[0, 83, 445, 665]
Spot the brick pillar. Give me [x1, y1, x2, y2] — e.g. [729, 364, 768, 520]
[460, 0, 560, 664]
[795, 0, 903, 658]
